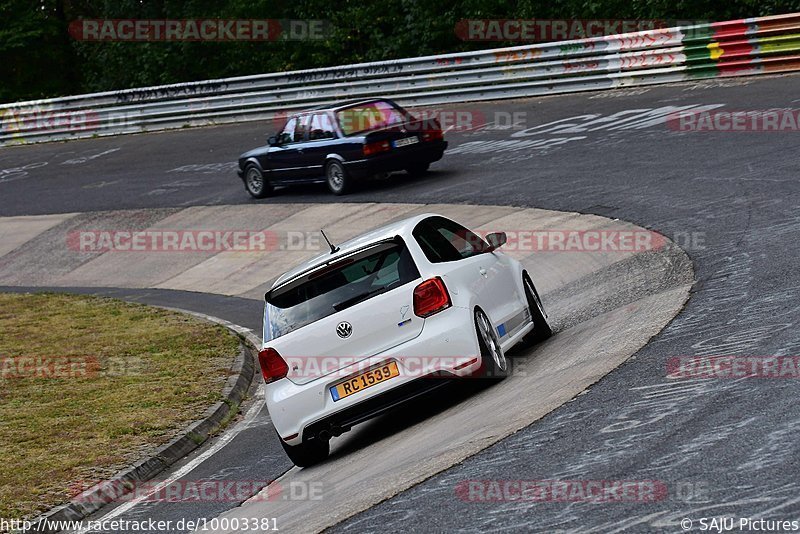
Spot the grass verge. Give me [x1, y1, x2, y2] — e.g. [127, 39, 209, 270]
[0, 292, 240, 520]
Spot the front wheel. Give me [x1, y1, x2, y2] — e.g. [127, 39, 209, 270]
[244, 164, 273, 199]
[280, 436, 329, 468]
[522, 274, 552, 345]
[326, 160, 352, 195]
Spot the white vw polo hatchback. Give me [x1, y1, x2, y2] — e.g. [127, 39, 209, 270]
[259, 214, 552, 466]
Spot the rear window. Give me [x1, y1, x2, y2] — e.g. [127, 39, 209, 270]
[264, 239, 420, 340]
[335, 100, 408, 136]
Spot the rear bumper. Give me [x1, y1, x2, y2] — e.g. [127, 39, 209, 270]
[344, 140, 447, 179]
[265, 304, 480, 445]
[301, 375, 452, 442]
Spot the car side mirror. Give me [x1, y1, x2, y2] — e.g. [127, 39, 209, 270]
[268, 136, 279, 146]
[485, 232, 507, 251]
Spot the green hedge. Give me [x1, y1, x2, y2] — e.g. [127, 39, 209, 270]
[2, 0, 799, 103]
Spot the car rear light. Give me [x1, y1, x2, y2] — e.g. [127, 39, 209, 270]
[363, 140, 391, 156]
[258, 348, 288, 384]
[422, 129, 443, 142]
[413, 277, 451, 318]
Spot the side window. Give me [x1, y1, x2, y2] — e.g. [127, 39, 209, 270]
[277, 117, 297, 144]
[413, 217, 488, 263]
[294, 115, 310, 143]
[439, 223, 487, 258]
[309, 113, 336, 140]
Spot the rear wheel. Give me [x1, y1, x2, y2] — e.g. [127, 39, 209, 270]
[244, 164, 273, 199]
[326, 160, 351, 195]
[475, 308, 508, 380]
[522, 274, 552, 345]
[279, 436, 329, 468]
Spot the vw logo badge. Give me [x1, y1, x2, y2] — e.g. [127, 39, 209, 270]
[336, 321, 353, 339]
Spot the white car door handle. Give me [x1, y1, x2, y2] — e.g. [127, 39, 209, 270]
[479, 267, 488, 277]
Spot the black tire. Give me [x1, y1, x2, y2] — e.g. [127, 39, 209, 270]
[474, 308, 509, 380]
[326, 160, 351, 195]
[244, 164, 273, 199]
[405, 162, 430, 176]
[279, 436, 330, 468]
[522, 274, 553, 345]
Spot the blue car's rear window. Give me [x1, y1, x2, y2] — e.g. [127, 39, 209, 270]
[335, 100, 407, 136]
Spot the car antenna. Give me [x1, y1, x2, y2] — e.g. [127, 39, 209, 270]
[321, 229, 339, 254]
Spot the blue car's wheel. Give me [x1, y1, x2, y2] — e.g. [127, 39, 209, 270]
[326, 160, 351, 195]
[244, 164, 273, 199]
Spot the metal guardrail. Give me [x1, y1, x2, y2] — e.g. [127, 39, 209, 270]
[2, 13, 799, 146]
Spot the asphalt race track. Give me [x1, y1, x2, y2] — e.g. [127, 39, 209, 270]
[0, 201, 692, 533]
[2, 73, 799, 532]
